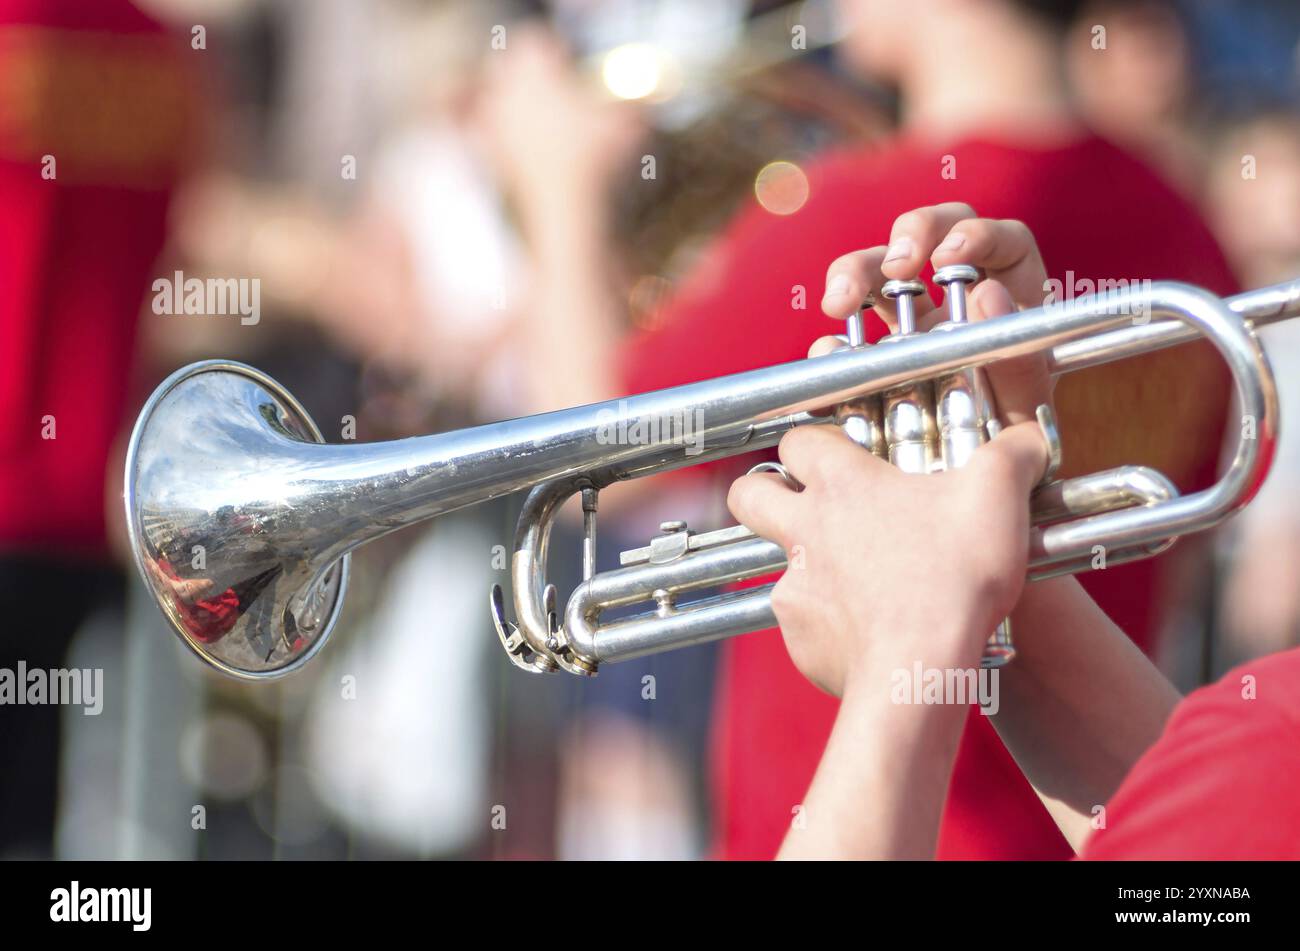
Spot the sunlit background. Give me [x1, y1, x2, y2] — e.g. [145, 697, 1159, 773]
[3, 0, 1300, 860]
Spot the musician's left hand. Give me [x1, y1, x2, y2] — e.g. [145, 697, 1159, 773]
[728, 207, 1055, 698]
[727, 279, 1047, 859]
[729, 286, 1049, 701]
[727, 366, 1047, 698]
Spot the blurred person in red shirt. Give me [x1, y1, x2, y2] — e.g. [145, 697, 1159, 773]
[0, 0, 192, 856]
[1066, 1, 1202, 189]
[479, 0, 1236, 859]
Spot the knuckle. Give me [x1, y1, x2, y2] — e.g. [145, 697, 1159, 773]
[959, 218, 995, 247]
[803, 445, 840, 484]
[1000, 218, 1036, 248]
[800, 454, 832, 485]
[726, 477, 753, 518]
[779, 425, 817, 460]
[892, 208, 931, 237]
[781, 426, 857, 486]
[808, 335, 847, 359]
[833, 247, 881, 279]
[770, 577, 800, 622]
[826, 253, 856, 277]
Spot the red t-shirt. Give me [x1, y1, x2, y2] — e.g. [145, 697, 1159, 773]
[619, 132, 1239, 860]
[154, 557, 240, 644]
[1081, 647, 1300, 859]
[0, 0, 191, 556]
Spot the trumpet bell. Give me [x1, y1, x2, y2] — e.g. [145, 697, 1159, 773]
[124, 361, 350, 681]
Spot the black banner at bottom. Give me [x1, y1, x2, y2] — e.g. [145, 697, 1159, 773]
[0, 859, 1284, 937]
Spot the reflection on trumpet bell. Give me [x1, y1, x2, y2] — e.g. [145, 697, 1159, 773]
[124, 363, 352, 681]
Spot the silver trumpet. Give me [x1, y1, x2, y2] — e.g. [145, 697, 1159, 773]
[125, 274, 1300, 681]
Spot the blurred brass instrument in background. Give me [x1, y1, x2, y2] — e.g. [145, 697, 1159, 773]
[585, 0, 847, 105]
[125, 273, 1300, 681]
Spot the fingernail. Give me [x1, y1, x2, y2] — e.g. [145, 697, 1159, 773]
[937, 233, 966, 253]
[882, 238, 914, 264]
[824, 273, 851, 298]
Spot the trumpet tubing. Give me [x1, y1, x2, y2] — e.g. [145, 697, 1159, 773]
[124, 274, 1300, 681]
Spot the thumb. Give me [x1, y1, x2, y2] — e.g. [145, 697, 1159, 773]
[973, 419, 1052, 498]
[967, 279, 1054, 425]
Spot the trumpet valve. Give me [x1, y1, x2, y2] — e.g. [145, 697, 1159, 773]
[836, 398, 888, 457]
[845, 295, 874, 346]
[881, 278, 927, 335]
[934, 264, 980, 325]
[882, 384, 938, 473]
[934, 370, 994, 470]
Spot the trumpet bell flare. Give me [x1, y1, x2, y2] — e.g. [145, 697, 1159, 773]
[123, 361, 350, 681]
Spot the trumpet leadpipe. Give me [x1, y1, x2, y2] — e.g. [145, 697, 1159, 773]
[1048, 278, 1300, 374]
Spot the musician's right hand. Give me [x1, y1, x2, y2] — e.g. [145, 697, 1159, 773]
[814, 203, 1056, 421]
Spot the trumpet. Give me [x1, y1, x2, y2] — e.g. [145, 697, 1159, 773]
[125, 273, 1300, 681]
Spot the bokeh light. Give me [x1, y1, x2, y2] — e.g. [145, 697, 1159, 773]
[754, 160, 810, 215]
[601, 43, 667, 100]
[179, 712, 268, 801]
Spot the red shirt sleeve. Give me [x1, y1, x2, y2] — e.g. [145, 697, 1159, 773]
[1081, 648, 1300, 860]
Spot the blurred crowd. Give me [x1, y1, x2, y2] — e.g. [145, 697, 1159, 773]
[2, 0, 1300, 860]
